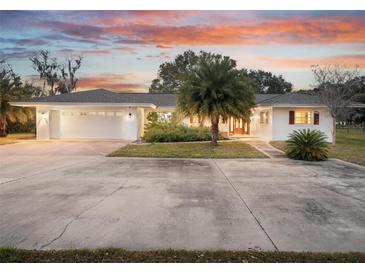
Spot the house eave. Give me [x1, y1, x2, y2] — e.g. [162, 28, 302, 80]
[259, 104, 328, 108]
[10, 102, 157, 109]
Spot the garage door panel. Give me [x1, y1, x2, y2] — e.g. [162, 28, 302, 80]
[59, 111, 137, 140]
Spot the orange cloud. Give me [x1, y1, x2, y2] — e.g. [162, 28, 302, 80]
[257, 54, 365, 69]
[156, 44, 172, 49]
[35, 13, 365, 47]
[106, 15, 365, 46]
[78, 74, 146, 92]
[99, 11, 197, 25]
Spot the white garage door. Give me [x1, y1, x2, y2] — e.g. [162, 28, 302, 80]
[55, 110, 138, 140]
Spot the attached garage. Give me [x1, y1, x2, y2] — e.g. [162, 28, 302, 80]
[11, 89, 176, 141]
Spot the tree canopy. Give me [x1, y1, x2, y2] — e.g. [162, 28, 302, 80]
[30, 50, 83, 96]
[149, 50, 292, 94]
[244, 69, 293, 94]
[311, 64, 363, 144]
[0, 60, 34, 137]
[149, 50, 199, 93]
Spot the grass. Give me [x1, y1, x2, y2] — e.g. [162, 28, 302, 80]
[0, 133, 35, 145]
[109, 141, 267, 158]
[270, 128, 365, 166]
[0, 248, 364, 263]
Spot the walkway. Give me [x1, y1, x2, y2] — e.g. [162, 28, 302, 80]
[246, 140, 286, 158]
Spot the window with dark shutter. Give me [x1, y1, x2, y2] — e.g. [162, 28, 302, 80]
[289, 111, 295, 124]
[314, 111, 320, 125]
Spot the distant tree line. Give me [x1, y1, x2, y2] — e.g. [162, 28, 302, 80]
[149, 50, 293, 94]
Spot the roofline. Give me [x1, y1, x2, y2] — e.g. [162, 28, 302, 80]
[10, 102, 157, 109]
[261, 104, 365, 108]
[261, 104, 328, 108]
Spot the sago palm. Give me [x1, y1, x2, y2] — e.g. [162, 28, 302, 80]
[285, 129, 329, 161]
[177, 53, 257, 145]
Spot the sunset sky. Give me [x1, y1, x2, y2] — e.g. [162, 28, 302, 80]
[1, 10, 365, 92]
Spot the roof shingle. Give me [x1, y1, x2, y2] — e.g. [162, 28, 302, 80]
[16, 88, 326, 107]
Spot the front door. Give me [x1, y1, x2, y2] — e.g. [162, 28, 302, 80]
[229, 117, 250, 135]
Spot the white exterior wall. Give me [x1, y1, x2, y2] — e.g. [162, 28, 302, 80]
[36, 106, 139, 141]
[272, 107, 333, 142]
[35, 105, 334, 142]
[249, 107, 273, 141]
[36, 108, 50, 140]
[182, 117, 230, 135]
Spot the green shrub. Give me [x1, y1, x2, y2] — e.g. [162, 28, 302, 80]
[285, 129, 329, 161]
[143, 122, 219, 143]
[7, 119, 36, 134]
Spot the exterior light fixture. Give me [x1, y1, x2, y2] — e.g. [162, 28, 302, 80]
[128, 112, 132, 118]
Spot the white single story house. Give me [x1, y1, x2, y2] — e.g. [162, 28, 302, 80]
[11, 88, 343, 142]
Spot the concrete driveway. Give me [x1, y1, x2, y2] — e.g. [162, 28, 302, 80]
[0, 141, 365, 252]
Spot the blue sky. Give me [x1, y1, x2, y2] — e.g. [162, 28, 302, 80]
[1, 10, 364, 91]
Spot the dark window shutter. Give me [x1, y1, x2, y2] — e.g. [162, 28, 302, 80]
[289, 111, 295, 124]
[314, 112, 320, 125]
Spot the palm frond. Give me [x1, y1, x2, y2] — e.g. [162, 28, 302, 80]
[285, 129, 329, 161]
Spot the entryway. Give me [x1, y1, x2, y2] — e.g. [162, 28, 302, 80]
[229, 117, 250, 135]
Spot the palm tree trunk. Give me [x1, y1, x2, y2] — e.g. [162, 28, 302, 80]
[211, 116, 219, 146]
[0, 118, 7, 137]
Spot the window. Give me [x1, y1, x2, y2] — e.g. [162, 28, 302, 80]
[106, 112, 114, 117]
[115, 112, 123, 117]
[260, 111, 269, 124]
[80, 112, 87, 116]
[294, 111, 312, 124]
[89, 112, 96, 116]
[98, 112, 105, 116]
[62, 111, 74, 116]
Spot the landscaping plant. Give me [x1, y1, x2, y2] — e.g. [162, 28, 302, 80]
[143, 121, 215, 143]
[0, 60, 34, 137]
[285, 129, 329, 161]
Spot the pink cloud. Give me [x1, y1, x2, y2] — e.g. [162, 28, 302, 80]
[257, 54, 365, 69]
[31, 13, 365, 47]
[78, 73, 146, 92]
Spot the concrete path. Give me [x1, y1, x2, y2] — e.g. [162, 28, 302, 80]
[247, 140, 286, 158]
[1, 142, 365, 252]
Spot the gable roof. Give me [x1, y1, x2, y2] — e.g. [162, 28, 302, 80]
[14, 89, 177, 107]
[12, 88, 330, 108]
[257, 93, 324, 106]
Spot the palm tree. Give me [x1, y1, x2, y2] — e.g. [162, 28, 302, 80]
[177, 53, 257, 145]
[0, 61, 33, 137]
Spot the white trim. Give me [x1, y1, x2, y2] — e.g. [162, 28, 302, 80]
[260, 104, 328, 108]
[10, 102, 156, 109]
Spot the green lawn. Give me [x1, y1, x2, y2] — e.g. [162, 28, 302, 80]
[270, 128, 365, 166]
[0, 133, 35, 145]
[109, 141, 267, 158]
[0, 248, 364, 263]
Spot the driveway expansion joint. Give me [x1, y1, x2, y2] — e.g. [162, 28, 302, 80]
[211, 159, 279, 251]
